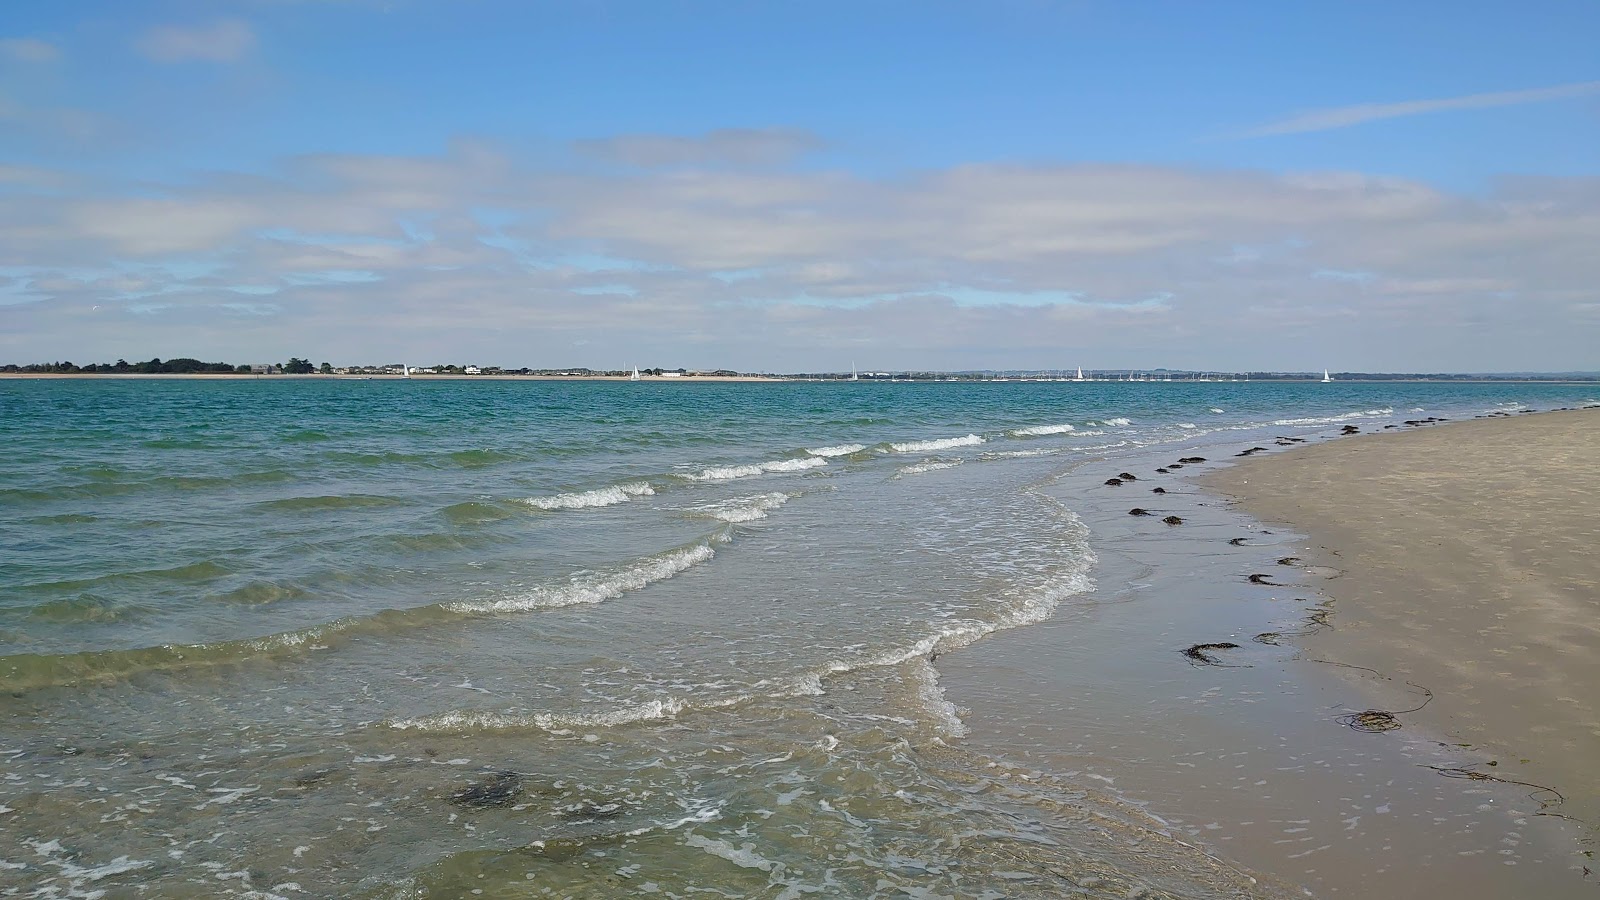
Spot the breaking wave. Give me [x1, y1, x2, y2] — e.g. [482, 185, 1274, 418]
[886, 435, 984, 453]
[1007, 424, 1075, 437]
[679, 457, 827, 481]
[520, 481, 654, 510]
[805, 444, 866, 457]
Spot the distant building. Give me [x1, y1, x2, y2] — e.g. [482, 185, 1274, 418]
[464, 365, 482, 375]
[250, 364, 280, 374]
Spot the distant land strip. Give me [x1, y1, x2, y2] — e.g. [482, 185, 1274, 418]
[2, 358, 1598, 382]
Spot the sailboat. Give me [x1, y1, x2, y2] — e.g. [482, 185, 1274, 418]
[402, 365, 411, 379]
[851, 362, 858, 382]
[630, 365, 641, 382]
[1322, 369, 1333, 383]
[1075, 367, 1084, 382]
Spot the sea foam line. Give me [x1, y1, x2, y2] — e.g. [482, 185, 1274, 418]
[445, 542, 718, 613]
[895, 459, 963, 477]
[1273, 405, 1388, 425]
[685, 492, 791, 523]
[520, 481, 654, 510]
[394, 504, 1098, 738]
[679, 457, 827, 481]
[886, 434, 984, 453]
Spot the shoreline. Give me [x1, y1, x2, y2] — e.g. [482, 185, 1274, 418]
[1202, 409, 1600, 831]
[935, 408, 1596, 897]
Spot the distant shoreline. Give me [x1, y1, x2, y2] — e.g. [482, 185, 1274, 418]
[0, 373, 787, 382]
[2, 373, 1596, 384]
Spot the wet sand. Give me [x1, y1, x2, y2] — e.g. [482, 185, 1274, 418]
[937, 415, 1596, 898]
[1204, 410, 1600, 829]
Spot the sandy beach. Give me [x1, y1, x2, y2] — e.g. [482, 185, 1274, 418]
[1205, 409, 1600, 829]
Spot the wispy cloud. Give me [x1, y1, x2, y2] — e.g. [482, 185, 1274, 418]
[1238, 80, 1600, 138]
[0, 38, 60, 63]
[135, 19, 256, 64]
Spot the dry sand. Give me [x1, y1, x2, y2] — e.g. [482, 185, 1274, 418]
[1205, 409, 1600, 827]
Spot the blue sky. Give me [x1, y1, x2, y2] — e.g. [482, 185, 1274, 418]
[2, 1, 1597, 370]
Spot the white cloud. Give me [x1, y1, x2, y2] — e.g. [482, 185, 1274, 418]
[1238, 80, 1600, 138]
[0, 38, 60, 63]
[0, 143, 1596, 372]
[135, 19, 256, 64]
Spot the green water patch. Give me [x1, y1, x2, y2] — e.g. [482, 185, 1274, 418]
[439, 501, 516, 525]
[27, 593, 149, 624]
[17, 559, 235, 595]
[283, 429, 334, 443]
[446, 448, 522, 468]
[142, 437, 218, 450]
[208, 580, 314, 605]
[377, 531, 513, 554]
[254, 494, 409, 512]
[24, 513, 99, 525]
[0, 482, 140, 505]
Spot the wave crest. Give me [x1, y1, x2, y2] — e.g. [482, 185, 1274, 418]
[887, 434, 984, 453]
[521, 481, 654, 510]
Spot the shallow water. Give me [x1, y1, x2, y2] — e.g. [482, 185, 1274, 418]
[1, 378, 1595, 897]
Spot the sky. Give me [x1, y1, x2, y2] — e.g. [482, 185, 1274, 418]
[1, 1, 1597, 373]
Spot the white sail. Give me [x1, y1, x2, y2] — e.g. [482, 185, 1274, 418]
[630, 365, 641, 381]
[1322, 369, 1333, 383]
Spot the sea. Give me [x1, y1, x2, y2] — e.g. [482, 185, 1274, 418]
[1, 378, 1595, 898]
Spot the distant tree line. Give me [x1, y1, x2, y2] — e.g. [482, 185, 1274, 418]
[0, 357, 333, 374]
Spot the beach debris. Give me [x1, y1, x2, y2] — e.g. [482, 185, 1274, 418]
[1117, 472, 1138, 481]
[1182, 642, 1242, 666]
[1422, 766, 1568, 814]
[1341, 425, 1360, 434]
[1155, 467, 1170, 474]
[1277, 556, 1301, 566]
[450, 770, 524, 809]
[1128, 508, 1153, 516]
[1246, 573, 1279, 585]
[1227, 537, 1248, 546]
[1178, 456, 1207, 463]
[1104, 477, 1124, 486]
[1318, 663, 1434, 734]
[1253, 632, 1280, 645]
[1162, 515, 1183, 525]
[1235, 446, 1270, 457]
[1338, 710, 1404, 732]
[1151, 487, 1167, 494]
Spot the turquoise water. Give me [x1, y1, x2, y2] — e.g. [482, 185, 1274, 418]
[1, 378, 1594, 897]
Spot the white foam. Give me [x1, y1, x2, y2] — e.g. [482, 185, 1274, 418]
[680, 457, 826, 481]
[685, 834, 778, 871]
[521, 481, 653, 510]
[1176, 423, 1197, 429]
[1271, 407, 1393, 426]
[446, 543, 715, 613]
[905, 657, 968, 739]
[1209, 407, 1225, 414]
[687, 492, 790, 523]
[887, 434, 984, 453]
[1007, 423, 1075, 437]
[895, 459, 963, 477]
[1101, 417, 1132, 427]
[805, 444, 866, 457]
